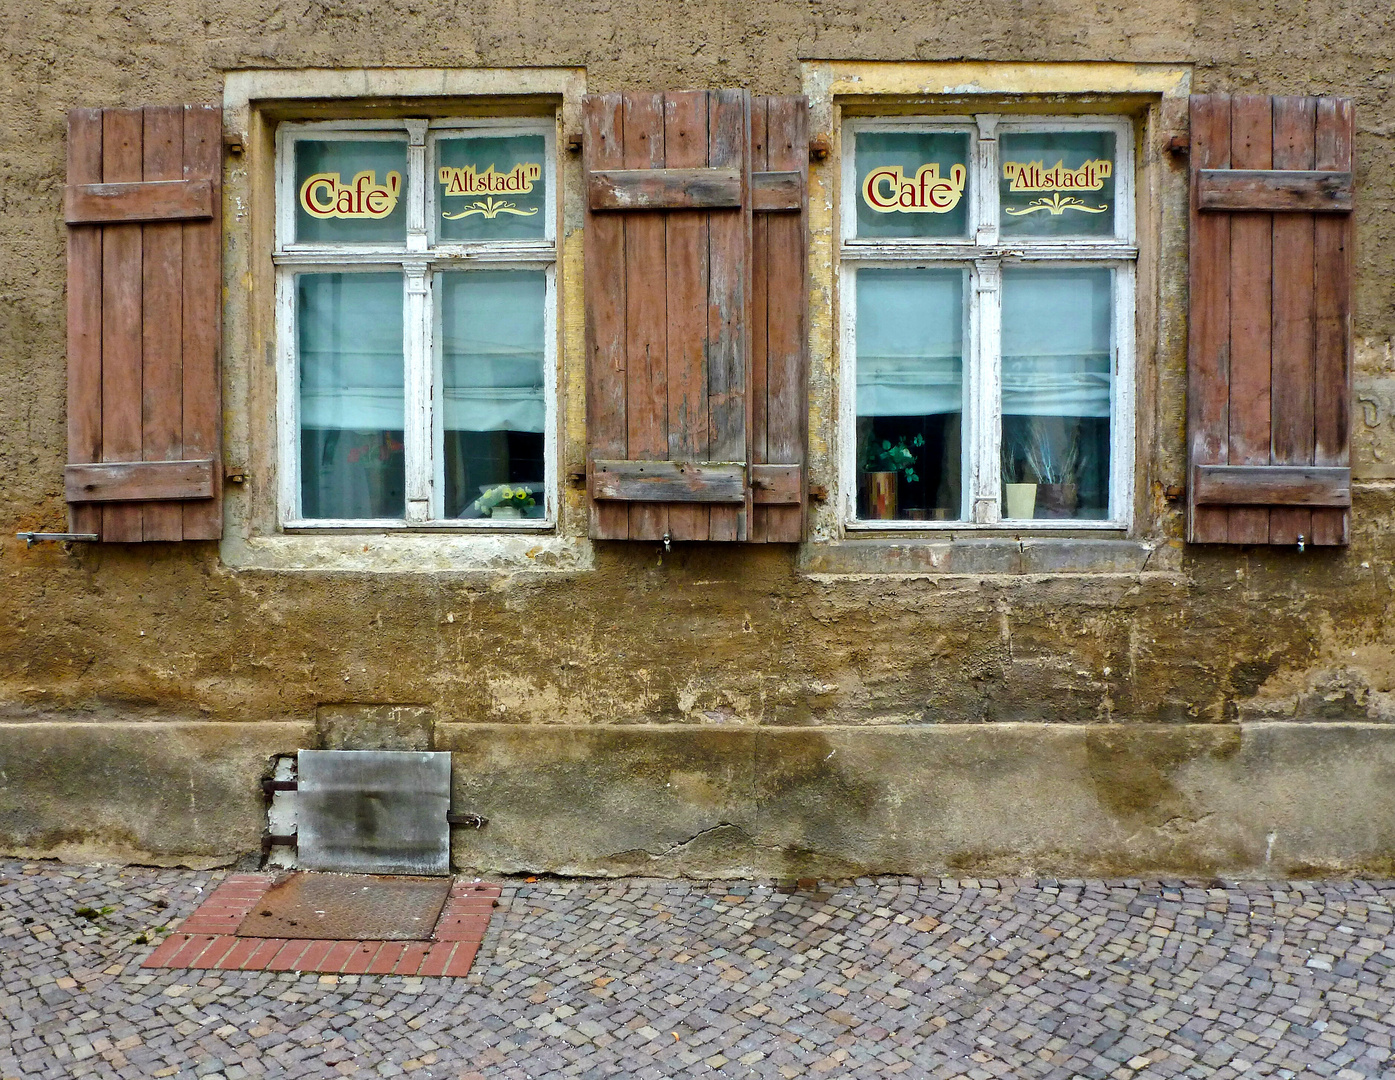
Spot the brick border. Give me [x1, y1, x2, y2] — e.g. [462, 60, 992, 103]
[142, 874, 496, 977]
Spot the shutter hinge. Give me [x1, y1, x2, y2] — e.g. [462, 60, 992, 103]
[1166, 134, 1190, 157]
[809, 136, 831, 162]
[565, 132, 583, 154]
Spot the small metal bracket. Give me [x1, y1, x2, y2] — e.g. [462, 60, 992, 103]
[16, 532, 99, 547]
[446, 812, 489, 829]
[261, 778, 298, 794]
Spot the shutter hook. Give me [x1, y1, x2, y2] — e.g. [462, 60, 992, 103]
[662, 532, 672, 553]
[1297, 534, 1306, 553]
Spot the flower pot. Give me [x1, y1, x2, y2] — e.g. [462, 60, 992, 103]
[490, 505, 524, 519]
[1036, 482, 1079, 518]
[865, 471, 898, 520]
[1004, 482, 1037, 519]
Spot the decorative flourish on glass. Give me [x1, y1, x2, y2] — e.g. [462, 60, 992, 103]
[1005, 192, 1108, 217]
[443, 194, 539, 221]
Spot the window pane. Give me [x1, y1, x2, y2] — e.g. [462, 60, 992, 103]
[294, 139, 408, 245]
[854, 131, 971, 240]
[855, 269, 964, 520]
[440, 270, 547, 519]
[297, 273, 405, 519]
[437, 135, 548, 242]
[999, 130, 1117, 238]
[1000, 267, 1112, 520]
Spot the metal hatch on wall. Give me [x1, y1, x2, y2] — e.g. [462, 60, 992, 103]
[295, 750, 452, 876]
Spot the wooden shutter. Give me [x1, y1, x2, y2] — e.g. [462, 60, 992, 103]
[1187, 94, 1353, 546]
[583, 90, 808, 543]
[66, 105, 223, 542]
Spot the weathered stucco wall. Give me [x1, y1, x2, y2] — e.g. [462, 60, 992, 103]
[2, 0, 1394, 874]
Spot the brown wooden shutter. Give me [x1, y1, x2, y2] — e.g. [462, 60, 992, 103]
[1187, 93, 1353, 546]
[66, 105, 223, 542]
[583, 90, 808, 543]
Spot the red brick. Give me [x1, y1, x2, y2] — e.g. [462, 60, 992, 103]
[319, 941, 360, 974]
[239, 938, 290, 971]
[141, 934, 191, 968]
[291, 940, 336, 972]
[392, 942, 433, 976]
[189, 937, 241, 968]
[340, 942, 386, 975]
[180, 914, 246, 935]
[167, 935, 221, 968]
[214, 937, 264, 970]
[417, 942, 458, 977]
[434, 917, 488, 942]
[266, 940, 313, 972]
[443, 941, 479, 977]
[366, 943, 408, 974]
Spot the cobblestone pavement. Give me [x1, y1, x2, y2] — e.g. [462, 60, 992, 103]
[2, 860, 1394, 1080]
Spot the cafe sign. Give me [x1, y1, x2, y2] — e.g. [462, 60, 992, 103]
[1002, 158, 1111, 217]
[861, 162, 967, 214]
[438, 162, 542, 220]
[299, 170, 403, 219]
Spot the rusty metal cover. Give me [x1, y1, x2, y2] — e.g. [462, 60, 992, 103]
[297, 749, 451, 875]
[236, 872, 450, 940]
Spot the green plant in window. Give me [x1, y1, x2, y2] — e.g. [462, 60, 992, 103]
[861, 433, 924, 483]
[472, 485, 536, 515]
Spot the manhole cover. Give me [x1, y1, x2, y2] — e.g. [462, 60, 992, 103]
[236, 872, 451, 940]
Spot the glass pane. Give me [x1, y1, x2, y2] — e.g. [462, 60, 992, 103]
[1000, 267, 1113, 520]
[854, 131, 971, 240]
[440, 270, 547, 519]
[294, 139, 408, 245]
[855, 269, 964, 521]
[297, 273, 405, 519]
[437, 135, 548, 242]
[999, 130, 1117, 238]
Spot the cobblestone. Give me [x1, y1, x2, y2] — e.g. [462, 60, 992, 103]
[2, 862, 1394, 1078]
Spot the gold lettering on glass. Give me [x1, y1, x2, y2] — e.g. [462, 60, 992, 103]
[299, 171, 403, 219]
[861, 163, 967, 214]
[1002, 158, 1111, 217]
[438, 163, 543, 220]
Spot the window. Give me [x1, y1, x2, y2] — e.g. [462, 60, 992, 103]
[840, 115, 1135, 528]
[275, 118, 557, 528]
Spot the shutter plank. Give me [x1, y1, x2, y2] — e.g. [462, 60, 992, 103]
[756, 96, 808, 543]
[621, 93, 670, 542]
[1312, 97, 1354, 546]
[591, 460, 745, 502]
[583, 94, 631, 540]
[1269, 97, 1317, 546]
[65, 179, 213, 224]
[67, 109, 104, 538]
[707, 89, 752, 542]
[1187, 95, 1232, 544]
[1192, 464, 1349, 507]
[180, 105, 223, 540]
[66, 459, 215, 502]
[100, 108, 145, 542]
[141, 106, 186, 541]
[748, 99, 770, 542]
[588, 167, 741, 210]
[1227, 95, 1274, 544]
[663, 91, 712, 541]
[1196, 169, 1352, 212]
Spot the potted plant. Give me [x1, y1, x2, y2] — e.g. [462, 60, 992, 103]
[859, 433, 922, 520]
[1018, 421, 1080, 518]
[472, 484, 536, 519]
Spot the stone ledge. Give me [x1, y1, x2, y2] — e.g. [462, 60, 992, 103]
[798, 538, 1160, 576]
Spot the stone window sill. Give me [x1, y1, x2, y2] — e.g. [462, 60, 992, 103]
[797, 537, 1169, 577]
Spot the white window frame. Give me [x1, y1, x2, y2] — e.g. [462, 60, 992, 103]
[274, 117, 559, 531]
[839, 113, 1136, 530]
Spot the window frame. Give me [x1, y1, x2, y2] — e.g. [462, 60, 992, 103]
[838, 112, 1137, 531]
[273, 117, 560, 531]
